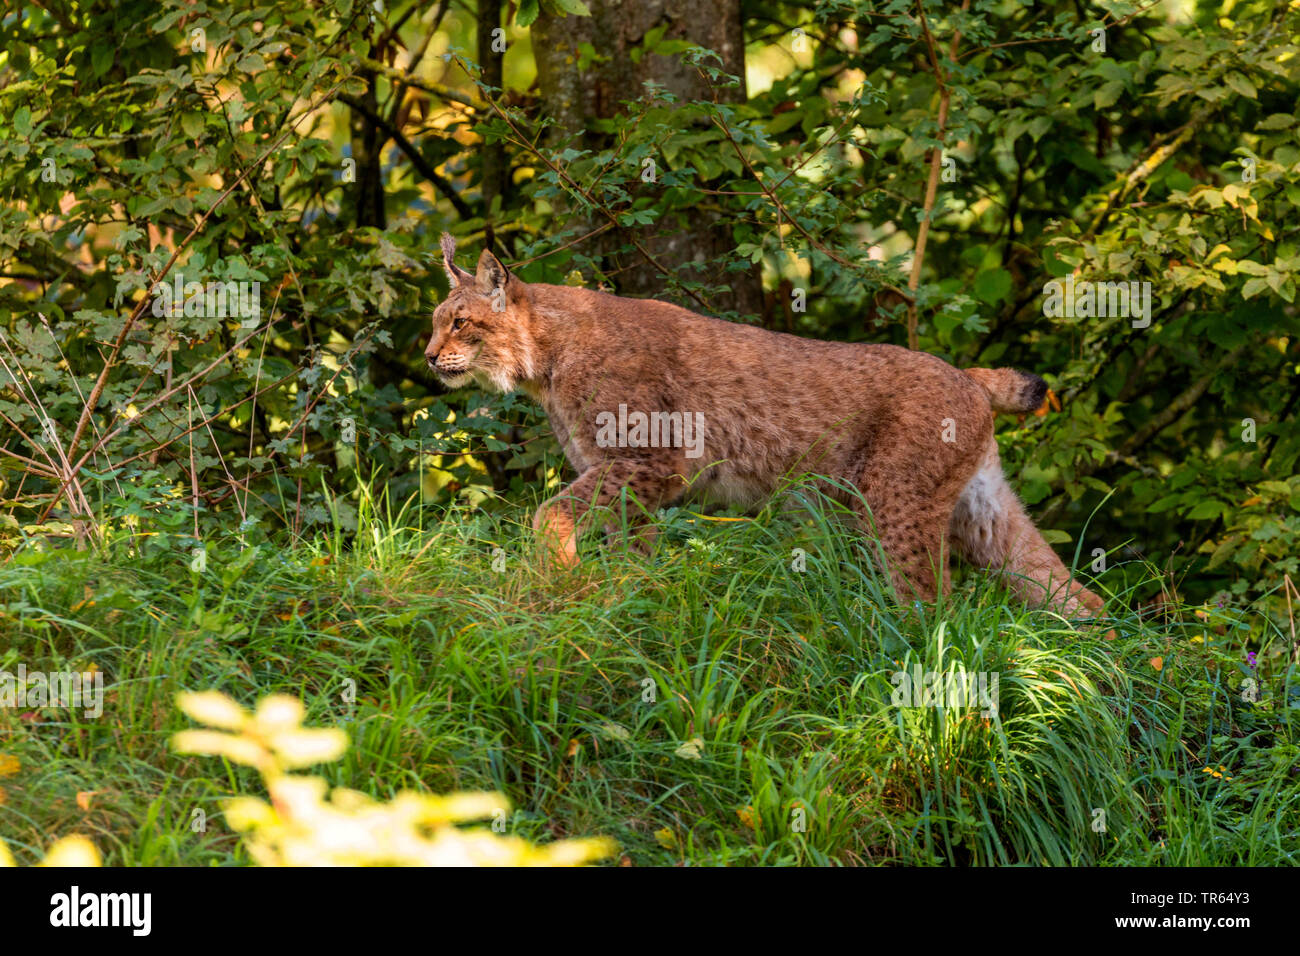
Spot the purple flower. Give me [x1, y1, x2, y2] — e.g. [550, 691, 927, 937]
[1246, 651, 1257, 670]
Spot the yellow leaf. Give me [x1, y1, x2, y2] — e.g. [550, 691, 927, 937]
[69, 585, 95, 613]
[539, 837, 618, 866]
[264, 775, 330, 818]
[76, 791, 97, 811]
[1150, 656, 1164, 672]
[685, 511, 750, 523]
[38, 835, 101, 867]
[0, 754, 19, 777]
[265, 728, 348, 768]
[674, 737, 704, 760]
[416, 792, 509, 825]
[172, 729, 269, 768]
[654, 827, 677, 849]
[222, 796, 278, 831]
[598, 722, 631, 742]
[253, 695, 304, 732]
[177, 691, 249, 730]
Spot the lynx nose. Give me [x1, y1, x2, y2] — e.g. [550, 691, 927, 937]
[425, 351, 439, 369]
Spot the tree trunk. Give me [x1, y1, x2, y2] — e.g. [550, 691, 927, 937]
[477, 0, 510, 255]
[532, 0, 762, 317]
[349, 70, 387, 230]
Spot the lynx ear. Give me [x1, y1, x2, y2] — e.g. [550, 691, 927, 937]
[476, 248, 511, 295]
[441, 233, 472, 287]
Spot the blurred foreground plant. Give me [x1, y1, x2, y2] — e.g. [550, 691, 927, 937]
[2, 692, 614, 866]
[0, 835, 102, 867]
[172, 691, 616, 866]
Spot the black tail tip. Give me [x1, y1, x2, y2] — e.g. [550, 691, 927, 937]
[1018, 370, 1048, 409]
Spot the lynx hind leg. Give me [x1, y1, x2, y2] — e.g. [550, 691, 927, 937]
[949, 445, 1105, 618]
[853, 470, 957, 604]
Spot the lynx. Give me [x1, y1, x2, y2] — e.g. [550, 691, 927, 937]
[426, 235, 1105, 619]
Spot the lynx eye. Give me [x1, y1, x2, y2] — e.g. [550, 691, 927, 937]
[451, 316, 466, 332]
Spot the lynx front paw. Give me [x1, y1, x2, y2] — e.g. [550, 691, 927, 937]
[1065, 586, 1117, 639]
[533, 506, 579, 569]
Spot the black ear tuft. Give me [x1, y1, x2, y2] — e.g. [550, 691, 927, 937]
[441, 233, 471, 287]
[475, 248, 510, 293]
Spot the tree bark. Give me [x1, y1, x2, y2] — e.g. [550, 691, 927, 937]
[477, 0, 510, 254]
[532, 0, 762, 316]
[349, 69, 387, 230]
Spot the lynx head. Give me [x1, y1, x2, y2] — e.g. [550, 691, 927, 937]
[425, 233, 536, 392]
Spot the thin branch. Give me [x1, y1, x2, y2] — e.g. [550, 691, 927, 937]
[41, 74, 358, 524]
[339, 92, 473, 220]
[906, 0, 970, 350]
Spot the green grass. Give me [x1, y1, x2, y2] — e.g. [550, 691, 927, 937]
[0, 485, 1295, 866]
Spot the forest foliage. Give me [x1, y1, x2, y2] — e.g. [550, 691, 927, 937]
[0, 0, 1297, 619]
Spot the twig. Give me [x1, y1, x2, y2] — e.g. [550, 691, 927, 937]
[906, 0, 970, 350]
[41, 74, 358, 525]
[709, 115, 913, 305]
[339, 92, 473, 220]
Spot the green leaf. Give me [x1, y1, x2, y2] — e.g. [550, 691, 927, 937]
[1207, 536, 1238, 569]
[973, 268, 1012, 305]
[516, 0, 541, 26]
[1042, 245, 1073, 278]
[1094, 81, 1124, 109]
[1148, 494, 1186, 514]
[1223, 72, 1256, 99]
[1241, 276, 1270, 299]
[1258, 113, 1295, 130]
[91, 41, 115, 78]
[766, 108, 804, 134]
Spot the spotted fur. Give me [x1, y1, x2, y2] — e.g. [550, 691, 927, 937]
[425, 236, 1105, 619]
